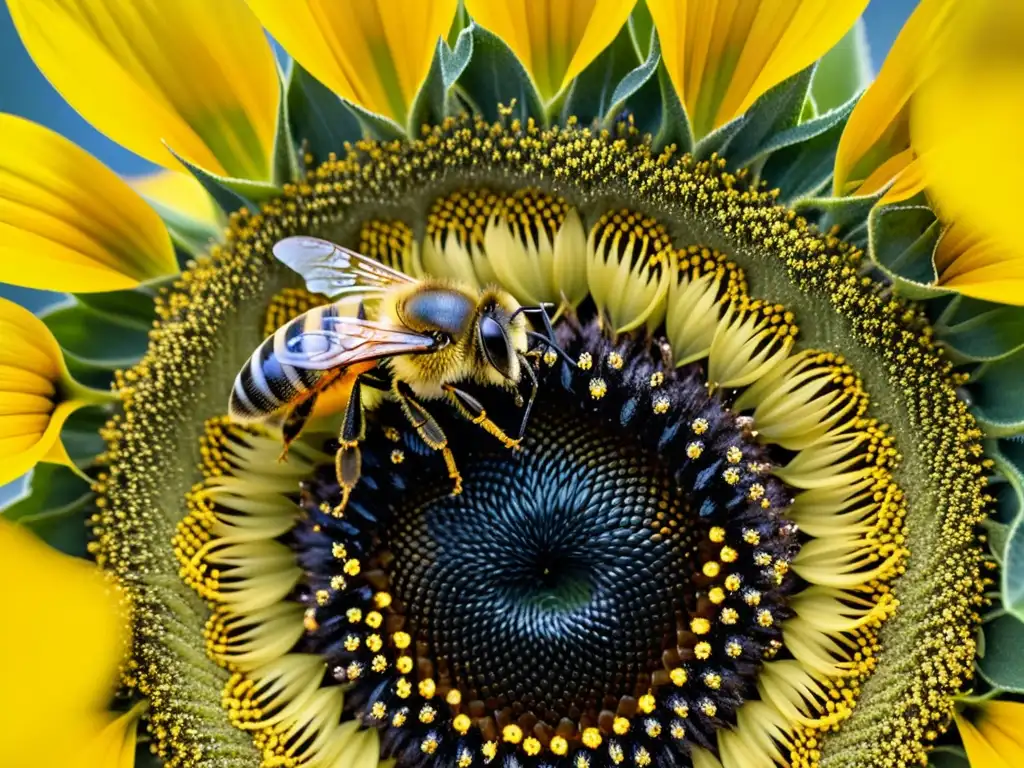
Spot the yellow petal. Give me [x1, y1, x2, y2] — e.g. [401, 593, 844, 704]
[465, 0, 636, 103]
[247, 0, 458, 127]
[0, 521, 128, 768]
[76, 704, 145, 768]
[956, 702, 1024, 768]
[0, 115, 177, 292]
[649, 0, 868, 141]
[833, 0, 955, 195]
[130, 171, 222, 231]
[910, 1, 1024, 290]
[0, 298, 84, 485]
[9, 0, 279, 180]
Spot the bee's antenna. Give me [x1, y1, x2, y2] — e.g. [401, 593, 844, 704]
[513, 303, 576, 368]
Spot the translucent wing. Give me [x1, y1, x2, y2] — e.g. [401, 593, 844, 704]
[275, 315, 436, 371]
[273, 235, 416, 299]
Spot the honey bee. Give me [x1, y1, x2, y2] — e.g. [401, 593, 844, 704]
[229, 236, 562, 512]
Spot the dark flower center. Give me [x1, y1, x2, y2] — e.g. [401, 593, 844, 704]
[293, 319, 800, 766]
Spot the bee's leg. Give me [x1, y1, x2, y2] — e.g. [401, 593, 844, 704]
[393, 380, 463, 496]
[278, 393, 319, 462]
[442, 384, 522, 451]
[333, 378, 366, 516]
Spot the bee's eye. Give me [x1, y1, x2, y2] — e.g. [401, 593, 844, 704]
[432, 332, 451, 348]
[479, 314, 513, 378]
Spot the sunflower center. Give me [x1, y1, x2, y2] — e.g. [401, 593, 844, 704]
[382, 393, 696, 722]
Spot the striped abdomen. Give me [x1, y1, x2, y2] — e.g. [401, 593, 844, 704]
[229, 306, 331, 421]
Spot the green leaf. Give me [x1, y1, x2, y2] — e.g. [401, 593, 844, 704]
[76, 288, 156, 329]
[629, 0, 654, 61]
[61, 405, 110, 468]
[936, 296, 1024, 364]
[811, 21, 872, 113]
[408, 30, 473, 134]
[43, 299, 150, 368]
[285, 61, 362, 165]
[973, 355, 1024, 437]
[165, 144, 281, 215]
[345, 100, 407, 142]
[2, 463, 93, 558]
[866, 204, 948, 299]
[707, 65, 816, 164]
[455, 23, 545, 125]
[759, 97, 857, 203]
[602, 25, 663, 137]
[978, 612, 1024, 692]
[557, 22, 641, 126]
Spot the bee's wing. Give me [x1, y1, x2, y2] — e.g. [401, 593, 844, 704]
[275, 316, 436, 371]
[273, 235, 417, 299]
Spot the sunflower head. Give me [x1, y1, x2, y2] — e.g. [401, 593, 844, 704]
[3, 2, 1024, 768]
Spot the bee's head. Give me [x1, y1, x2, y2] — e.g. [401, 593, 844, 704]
[474, 290, 527, 387]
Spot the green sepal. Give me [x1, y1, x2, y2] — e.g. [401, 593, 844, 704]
[795, 187, 885, 247]
[285, 61, 363, 165]
[812, 21, 872, 113]
[991, 440, 1024, 620]
[42, 297, 151, 368]
[2, 463, 93, 558]
[272, 68, 304, 187]
[972, 355, 1024, 438]
[978, 611, 1024, 693]
[344, 100, 407, 142]
[601, 26, 663, 137]
[61, 405, 110, 469]
[629, 0, 654, 61]
[759, 96, 857, 203]
[866, 204, 948, 299]
[926, 747, 970, 768]
[653, 50, 694, 155]
[76, 287, 158, 328]
[408, 30, 474, 135]
[556, 22, 641, 126]
[455, 23, 545, 125]
[165, 144, 281, 215]
[699, 65, 816, 163]
[935, 296, 1024, 364]
[144, 197, 222, 256]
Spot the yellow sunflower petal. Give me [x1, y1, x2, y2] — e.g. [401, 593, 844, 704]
[0, 115, 177, 292]
[8, 0, 279, 180]
[649, 0, 868, 141]
[0, 521, 128, 768]
[0, 298, 85, 485]
[246, 0, 458, 127]
[909, 0, 1024, 296]
[464, 0, 636, 103]
[76, 704, 145, 768]
[833, 0, 955, 195]
[956, 701, 1024, 767]
[130, 171, 221, 231]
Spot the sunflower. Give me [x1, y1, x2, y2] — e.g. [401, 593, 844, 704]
[3, 1, 1024, 767]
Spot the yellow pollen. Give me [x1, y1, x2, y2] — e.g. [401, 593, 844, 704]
[652, 395, 670, 414]
[367, 634, 383, 652]
[720, 608, 739, 624]
[670, 668, 688, 686]
[447, 689, 462, 705]
[723, 468, 740, 485]
[725, 574, 742, 591]
[670, 722, 685, 738]
[344, 635, 360, 652]
[700, 699, 717, 717]
[384, 427, 401, 442]
[543, 349, 558, 367]
[315, 589, 330, 606]
[454, 714, 472, 734]
[419, 679, 436, 698]
[503, 725, 523, 744]
[397, 656, 414, 674]
[392, 710, 407, 727]
[607, 352, 624, 370]
[303, 608, 318, 632]
[636, 747, 652, 766]
[690, 618, 711, 635]
[346, 662, 363, 679]
[391, 449, 405, 464]
[372, 702, 387, 719]
[704, 672, 722, 689]
[331, 543, 347, 559]
[645, 719, 661, 737]
[673, 700, 689, 717]
[393, 631, 412, 649]
[372, 655, 388, 672]
[578, 352, 593, 370]
[692, 418, 709, 434]
[613, 717, 630, 735]
[748, 483, 764, 501]
[757, 609, 774, 627]
[754, 552, 772, 567]
[550, 736, 569, 756]
[694, 642, 712, 660]
[343, 558, 361, 576]
[366, 611, 383, 628]
[589, 378, 608, 399]
[702, 561, 721, 578]
[709, 526, 726, 543]
[346, 608, 362, 623]
[744, 590, 762, 606]
[421, 737, 438, 754]
[396, 678, 412, 698]
[638, 694, 656, 714]
[330, 575, 347, 590]
[720, 546, 738, 563]
[582, 728, 603, 749]
[649, 372, 664, 387]
[708, 587, 726, 604]
[523, 738, 542, 756]
[726, 641, 743, 657]
[742, 529, 760, 545]
[419, 705, 436, 723]
[482, 741, 498, 760]
[726, 446, 742, 464]
[686, 441, 704, 459]
[375, 592, 393, 609]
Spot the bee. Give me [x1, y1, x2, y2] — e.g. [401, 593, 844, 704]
[229, 236, 563, 512]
